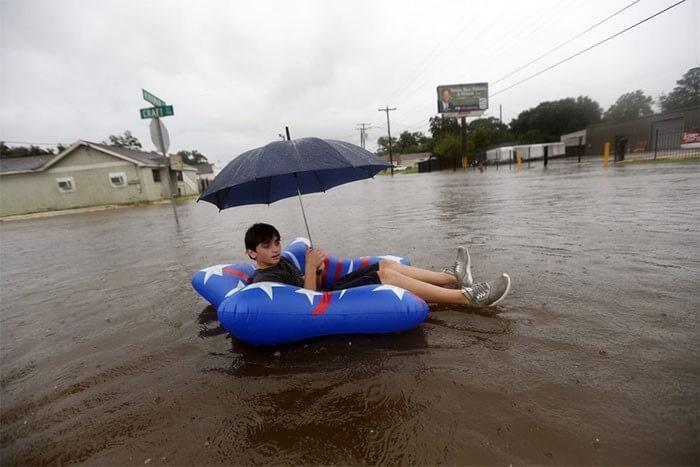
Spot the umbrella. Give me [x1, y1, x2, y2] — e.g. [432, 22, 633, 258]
[198, 137, 390, 245]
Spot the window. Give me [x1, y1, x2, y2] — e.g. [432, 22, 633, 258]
[108, 172, 127, 188]
[56, 177, 75, 193]
[176, 171, 183, 181]
[152, 169, 161, 182]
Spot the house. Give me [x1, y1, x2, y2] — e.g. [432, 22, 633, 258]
[0, 140, 199, 217]
[192, 163, 215, 192]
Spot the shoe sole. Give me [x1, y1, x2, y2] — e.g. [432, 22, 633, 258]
[489, 273, 511, 306]
[457, 246, 474, 287]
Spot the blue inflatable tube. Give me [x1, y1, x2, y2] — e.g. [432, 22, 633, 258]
[191, 237, 429, 345]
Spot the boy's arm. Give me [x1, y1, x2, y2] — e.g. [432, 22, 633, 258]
[303, 248, 326, 291]
[303, 263, 318, 291]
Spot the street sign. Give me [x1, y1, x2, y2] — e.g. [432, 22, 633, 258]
[149, 118, 170, 154]
[140, 105, 174, 119]
[142, 89, 166, 107]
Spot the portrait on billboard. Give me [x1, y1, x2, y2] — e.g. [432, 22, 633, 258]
[436, 82, 489, 115]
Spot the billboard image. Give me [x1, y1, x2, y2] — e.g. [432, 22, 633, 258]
[437, 82, 488, 116]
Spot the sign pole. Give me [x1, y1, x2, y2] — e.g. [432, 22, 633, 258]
[155, 116, 179, 224]
[460, 116, 467, 171]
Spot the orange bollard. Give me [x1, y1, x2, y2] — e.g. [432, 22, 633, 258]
[603, 142, 610, 167]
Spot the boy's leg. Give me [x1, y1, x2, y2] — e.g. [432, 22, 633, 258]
[377, 268, 467, 304]
[379, 260, 456, 287]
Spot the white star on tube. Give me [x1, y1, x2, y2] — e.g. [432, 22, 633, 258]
[201, 264, 232, 284]
[338, 289, 348, 300]
[224, 281, 247, 298]
[295, 288, 323, 305]
[378, 255, 404, 263]
[243, 282, 286, 300]
[372, 285, 406, 300]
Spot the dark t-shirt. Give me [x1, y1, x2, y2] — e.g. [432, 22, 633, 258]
[253, 256, 304, 287]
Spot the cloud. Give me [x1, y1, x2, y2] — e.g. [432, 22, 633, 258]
[1, 0, 696, 160]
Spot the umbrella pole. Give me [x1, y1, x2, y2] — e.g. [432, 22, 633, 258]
[294, 174, 313, 247]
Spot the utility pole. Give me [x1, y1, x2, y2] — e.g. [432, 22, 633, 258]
[499, 104, 503, 124]
[355, 123, 376, 149]
[377, 106, 397, 175]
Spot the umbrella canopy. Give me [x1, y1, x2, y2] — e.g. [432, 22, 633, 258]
[199, 137, 390, 209]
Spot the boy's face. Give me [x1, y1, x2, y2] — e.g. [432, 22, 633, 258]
[248, 236, 281, 268]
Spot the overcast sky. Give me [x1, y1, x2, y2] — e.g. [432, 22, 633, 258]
[1, 0, 697, 165]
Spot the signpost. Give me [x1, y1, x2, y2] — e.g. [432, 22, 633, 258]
[140, 89, 178, 223]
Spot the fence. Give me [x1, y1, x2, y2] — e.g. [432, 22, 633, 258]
[613, 130, 700, 162]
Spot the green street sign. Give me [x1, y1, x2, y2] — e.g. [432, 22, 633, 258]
[142, 89, 166, 107]
[140, 105, 174, 119]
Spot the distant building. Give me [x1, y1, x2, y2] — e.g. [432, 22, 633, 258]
[0, 140, 200, 217]
[381, 152, 432, 169]
[486, 142, 564, 163]
[486, 146, 514, 162]
[586, 107, 699, 156]
[560, 129, 587, 159]
[512, 142, 565, 160]
[192, 163, 215, 192]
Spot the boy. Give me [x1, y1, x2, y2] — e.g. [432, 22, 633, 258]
[245, 223, 510, 307]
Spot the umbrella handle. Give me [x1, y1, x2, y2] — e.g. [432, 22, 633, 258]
[294, 173, 313, 248]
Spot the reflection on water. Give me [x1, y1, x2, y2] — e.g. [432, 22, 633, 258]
[1, 161, 698, 464]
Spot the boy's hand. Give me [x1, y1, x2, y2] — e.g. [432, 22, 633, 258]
[305, 247, 326, 270]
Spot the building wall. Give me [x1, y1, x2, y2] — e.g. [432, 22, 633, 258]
[586, 108, 700, 155]
[0, 146, 166, 216]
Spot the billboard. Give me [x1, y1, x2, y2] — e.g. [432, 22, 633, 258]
[436, 82, 488, 116]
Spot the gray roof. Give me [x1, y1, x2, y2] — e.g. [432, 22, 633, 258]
[192, 163, 214, 174]
[1, 141, 177, 175]
[88, 142, 166, 166]
[0, 154, 56, 173]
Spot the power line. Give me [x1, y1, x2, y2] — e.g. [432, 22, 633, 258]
[385, 3, 482, 104]
[388, 0, 544, 115]
[491, 0, 686, 97]
[389, 1, 514, 106]
[492, 0, 641, 86]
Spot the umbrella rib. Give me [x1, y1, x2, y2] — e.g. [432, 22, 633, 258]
[267, 176, 272, 205]
[313, 171, 327, 192]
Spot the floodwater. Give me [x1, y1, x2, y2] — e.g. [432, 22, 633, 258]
[1, 160, 698, 465]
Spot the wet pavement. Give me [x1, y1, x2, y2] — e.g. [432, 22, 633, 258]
[1, 159, 698, 464]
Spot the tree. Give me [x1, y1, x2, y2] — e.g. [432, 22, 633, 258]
[466, 117, 513, 154]
[0, 142, 55, 159]
[603, 90, 654, 121]
[659, 67, 700, 112]
[376, 136, 397, 154]
[103, 130, 142, 149]
[428, 116, 461, 140]
[394, 131, 432, 154]
[176, 150, 209, 164]
[510, 96, 602, 142]
[432, 133, 461, 163]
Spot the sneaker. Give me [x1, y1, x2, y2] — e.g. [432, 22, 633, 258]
[443, 246, 473, 287]
[461, 274, 511, 307]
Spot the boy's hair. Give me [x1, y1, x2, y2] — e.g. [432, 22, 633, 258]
[244, 223, 280, 251]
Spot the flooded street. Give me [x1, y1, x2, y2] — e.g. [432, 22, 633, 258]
[1, 160, 698, 464]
